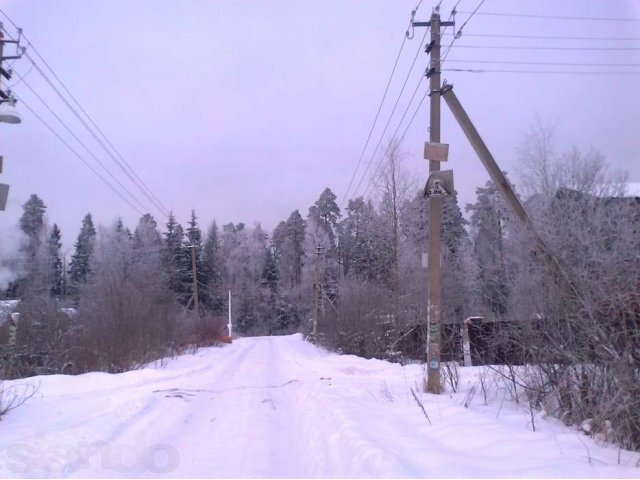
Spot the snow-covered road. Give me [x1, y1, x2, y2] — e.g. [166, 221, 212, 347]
[0, 334, 638, 478]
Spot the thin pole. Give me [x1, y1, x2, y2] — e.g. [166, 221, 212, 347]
[425, 11, 443, 394]
[228, 289, 232, 337]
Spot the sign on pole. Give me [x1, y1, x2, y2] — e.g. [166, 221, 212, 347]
[424, 142, 449, 162]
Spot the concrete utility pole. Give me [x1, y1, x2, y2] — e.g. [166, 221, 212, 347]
[0, 26, 25, 210]
[312, 245, 323, 339]
[189, 245, 199, 317]
[412, 9, 454, 394]
[426, 11, 443, 394]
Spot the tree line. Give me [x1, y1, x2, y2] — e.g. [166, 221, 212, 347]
[0, 129, 638, 449]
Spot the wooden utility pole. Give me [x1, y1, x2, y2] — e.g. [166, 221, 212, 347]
[312, 245, 323, 339]
[190, 245, 199, 317]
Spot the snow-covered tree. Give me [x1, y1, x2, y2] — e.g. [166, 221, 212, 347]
[47, 224, 64, 297]
[466, 180, 513, 319]
[308, 188, 341, 250]
[162, 212, 191, 305]
[68, 213, 97, 296]
[19, 194, 47, 262]
[202, 221, 226, 313]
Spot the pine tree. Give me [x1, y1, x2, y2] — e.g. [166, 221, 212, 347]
[272, 210, 306, 289]
[260, 243, 292, 333]
[184, 210, 209, 310]
[19, 194, 47, 259]
[308, 188, 341, 248]
[134, 214, 162, 249]
[442, 192, 469, 256]
[18, 195, 48, 294]
[340, 197, 389, 282]
[285, 210, 305, 287]
[202, 221, 226, 313]
[69, 213, 97, 294]
[162, 212, 190, 305]
[307, 189, 341, 302]
[47, 224, 64, 296]
[466, 180, 513, 319]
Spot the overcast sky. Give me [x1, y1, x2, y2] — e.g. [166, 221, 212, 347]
[1, 0, 639, 253]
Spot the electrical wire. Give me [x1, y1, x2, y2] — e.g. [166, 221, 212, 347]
[451, 45, 640, 51]
[350, 26, 430, 202]
[456, 10, 640, 22]
[13, 93, 145, 215]
[443, 59, 640, 67]
[442, 68, 640, 75]
[339, 32, 409, 211]
[362, 88, 429, 201]
[340, 1, 426, 210]
[441, 0, 486, 67]
[0, 8, 19, 30]
[15, 73, 152, 213]
[1, 8, 170, 218]
[24, 54, 170, 218]
[360, 75, 426, 200]
[444, 32, 640, 42]
[7, 61, 33, 87]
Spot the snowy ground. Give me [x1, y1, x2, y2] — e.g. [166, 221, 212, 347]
[0, 334, 638, 478]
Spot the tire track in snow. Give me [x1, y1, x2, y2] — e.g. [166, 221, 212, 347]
[13, 339, 262, 478]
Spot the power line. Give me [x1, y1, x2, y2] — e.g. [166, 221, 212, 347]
[441, 0, 486, 67]
[24, 54, 170, 218]
[361, 75, 426, 200]
[442, 68, 640, 75]
[13, 93, 145, 215]
[451, 45, 640, 51]
[444, 32, 640, 42]
[339, 33, 408, 210]
[456, 0, 486, 36]
[341, 1, 426, 210]
[15, 73, 152, 213]
[0, 8, 19, 30]
[350, 26, 429, 202]
[444, 59, 640, 67]
[456, 10, 640, 22]
[25, 51, 170, 218]
[362, 87, 429, 201]
[1, 8, 170, 218]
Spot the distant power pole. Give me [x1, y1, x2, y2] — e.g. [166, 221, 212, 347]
[0, 26, 25, 211]
[413, 9, 454, 394]
[228, 290, 233, 337]
[189, 245, 199, 317]
[312, 245, 323, 339]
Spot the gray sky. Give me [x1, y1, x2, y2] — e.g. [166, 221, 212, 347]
[1, 0, 639, 253]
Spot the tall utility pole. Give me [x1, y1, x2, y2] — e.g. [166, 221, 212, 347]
[0, 26, 25, 211]
[412, 9, 454, 394]
[0, 25, 23, 124]
[426, 11, 443, 395]
[312, 245, 323, 339]
[189, 245, 199, 317]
